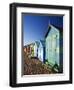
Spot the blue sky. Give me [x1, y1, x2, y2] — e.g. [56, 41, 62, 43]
[22, 14, 63, 46]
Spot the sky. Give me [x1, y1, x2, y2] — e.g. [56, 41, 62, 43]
[22, 14, 63, 46]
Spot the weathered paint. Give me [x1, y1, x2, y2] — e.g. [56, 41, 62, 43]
[45, 25, 60, 66]
[24, 43, 35, 58]
[34, 41, 39, 57]
[38, 40, 45, 63]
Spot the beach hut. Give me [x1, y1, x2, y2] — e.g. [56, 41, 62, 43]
[45, 24, 61, 67]
[30, 43, 35, 57]
[38, 40, 45, 63]
[24, 43, 35, 58]
[34, 41, 39, 57]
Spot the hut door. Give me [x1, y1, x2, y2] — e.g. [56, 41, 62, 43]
[52, 34, 59, 66]
[51, 35, 57, 65]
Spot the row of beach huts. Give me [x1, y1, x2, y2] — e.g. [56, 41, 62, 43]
[24, 24, 63, 72]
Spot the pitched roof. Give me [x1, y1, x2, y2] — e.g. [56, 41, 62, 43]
[45, 25, 51, 38]
[45, 24, 63, 38]
[24, 43, 35, 47]
[39, 40, 45, 47]
[35, 41, 40, 47]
